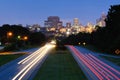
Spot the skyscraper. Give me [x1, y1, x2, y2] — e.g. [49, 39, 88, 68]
[44, 16, 62, 28]
[96, 13, 106, 27]
[72, 18, 80, 34]
[73, 18, 79, 26]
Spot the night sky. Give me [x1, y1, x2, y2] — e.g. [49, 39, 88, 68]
[0, 0, 120, 26]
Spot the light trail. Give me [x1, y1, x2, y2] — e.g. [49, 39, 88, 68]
[70, 46, 103, 80]
[19, 47, 45, 64]
[68, 46, 120, 80]
[18, 46, 45, 64]
[89, 54, 120, 75]
[86, 54, 118, 79]
[18, 49, 48, 80]
[12, 43, 55, 80]
[84, 54, 112, 80]
[72, 46, 104, 80]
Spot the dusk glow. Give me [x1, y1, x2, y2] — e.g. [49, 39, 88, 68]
[0, 0, 120, 26]
[0, 1, 120, 80]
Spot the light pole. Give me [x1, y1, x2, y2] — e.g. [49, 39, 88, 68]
[7, 32, 13, 38]
[7, 32, 13, 44]
[23, 36, 28, 41]
[23, 36, 28, 46]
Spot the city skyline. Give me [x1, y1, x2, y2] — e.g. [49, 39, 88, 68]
[0, 0, 120, 26]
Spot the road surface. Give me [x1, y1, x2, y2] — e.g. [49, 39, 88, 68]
[0, 43, 55, 80]
[67, 45, 120, 80]
[0, 46, 4, 50]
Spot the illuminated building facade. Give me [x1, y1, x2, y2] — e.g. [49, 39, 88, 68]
[44, 16, 63, 28]
[72, 18, 80, 34]
[26, 24, 41, 32]
[96, 13, 106, 27]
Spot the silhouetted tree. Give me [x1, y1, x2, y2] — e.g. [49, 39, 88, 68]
[92, 4, 120, 54]
[61, 4, 120, 54]
[29, 32, 46, 45]
[0, 25, 30, 44]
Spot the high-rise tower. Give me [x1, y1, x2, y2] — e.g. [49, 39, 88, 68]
[72, 18, 80, 34]
[44, 16, 62, 28]
[96, 13, 106, 27]
[73, 18, 79, 26]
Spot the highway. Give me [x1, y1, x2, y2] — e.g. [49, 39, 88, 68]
[0, 43, 55, 80]
[67, 45, 120, 80]
[0, 46, 4, 50]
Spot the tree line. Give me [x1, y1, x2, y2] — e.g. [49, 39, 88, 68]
[0, 24, 46, 51]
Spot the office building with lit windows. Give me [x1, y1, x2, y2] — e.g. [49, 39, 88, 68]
[44, 16, 63, 28]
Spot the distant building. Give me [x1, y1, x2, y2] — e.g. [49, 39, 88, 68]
[73, 18, 79, 27]
[85, 23, 94, 33]
[59, 27, 66, 33]
[26, 24, 41, 32]
[96, 13, 106, 27]
[44, 16, 63, 28]
[66, 22, 71, 28]
[72, 18, 80, 34]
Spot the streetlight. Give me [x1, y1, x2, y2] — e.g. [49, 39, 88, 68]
[7, 32, 13, 38]
[23, 36, 28, 45]
[7, 32, 13, 44]
[17, 36, 21, 40]
[78, 42, 81, 45]
[23, 36, 28, 41]
[83, 42, 86, 45]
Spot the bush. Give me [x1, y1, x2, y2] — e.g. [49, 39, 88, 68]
[4, 43, 18, 51]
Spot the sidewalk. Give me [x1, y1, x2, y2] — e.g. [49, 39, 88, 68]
[0, 48, 39, 55]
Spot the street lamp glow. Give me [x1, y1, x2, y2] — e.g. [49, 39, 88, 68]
[17, 36, 21, 39]
[83, 42, 86, 45]
[7, 32, 13, 37]
[23, 36, 28, 40]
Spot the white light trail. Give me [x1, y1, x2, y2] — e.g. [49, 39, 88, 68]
[18, 49, 48, 80]
[18, 46, 45, 64]
[12, 43, 55, 80]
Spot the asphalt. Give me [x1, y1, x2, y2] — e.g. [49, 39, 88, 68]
[67, 45, 120, 80]
[0, 43, 55, 80]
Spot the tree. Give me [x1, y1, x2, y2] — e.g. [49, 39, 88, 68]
[61, 4, 120, 54]
[105, 5, 120, 36]
[29, 32, 46, 45]
[0, 24, 30, 44]
[92, 4, 120, 54]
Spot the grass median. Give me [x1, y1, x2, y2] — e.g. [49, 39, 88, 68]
[101, 56, 120, 66]
[33, 49, 87, 80]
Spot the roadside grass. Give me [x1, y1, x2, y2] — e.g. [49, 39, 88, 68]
[80, 45, 120, 56]
[80, 45, 104, 53]
[0, 54, 24, 66]
[33, 49, 87, 80]
[1, 44, 41, 52]
[100, 56, 120, 66]
[81, 45, 120, 66]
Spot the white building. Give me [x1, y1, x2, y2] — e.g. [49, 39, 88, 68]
[72, 18, 80, 34]
[96, 13, 106, 27]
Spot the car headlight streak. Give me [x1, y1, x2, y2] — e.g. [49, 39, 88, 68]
[12, 44, 55, 80]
